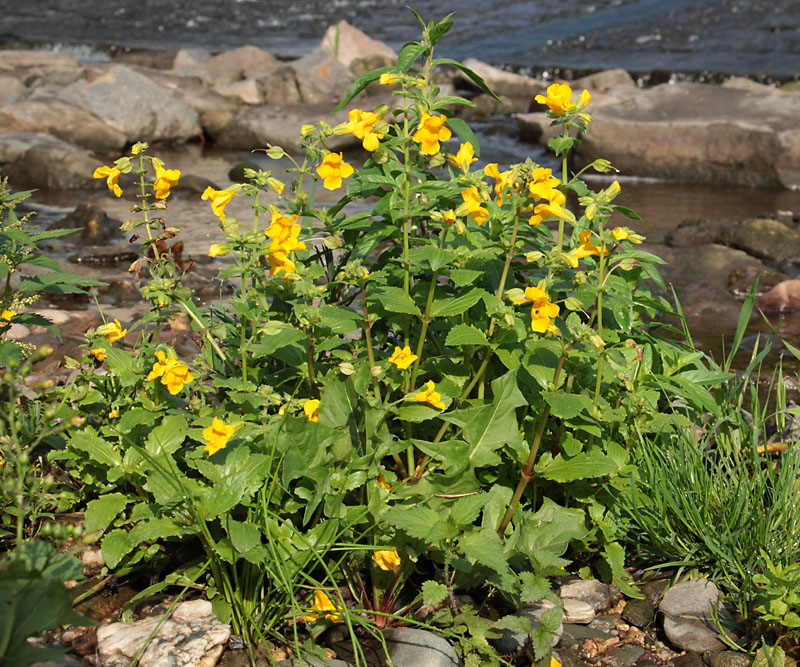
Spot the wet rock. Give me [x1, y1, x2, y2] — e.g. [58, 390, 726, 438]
[727, 266, 786, 299]
[229, 161, 261, 183]
[573, 82, 800, 188]
[651, 243, 767, 290]
[621, 599, 656, 628]
[588, 614, 621, 634]
[559, 579, 614, 612]
[606, 646, 646, 667]
[659, 578, 739, 653]
[50, 201, 123, 245]
[179, 173, 220, 195]
[638, 578, 670, 607]
[755, 278, 800, 313]
[719, 218, 800, 263]
[382, 627, 460, 667]
[457, 58, 546, 111]
[564, 599, 596, 624]
[203, 45, 279, 87]
[58, 64, 201, 144]
[213, 104, 360, 153]
[673, 652, 705, 667]
[0, 96, 127, 153]
[706, 651, 753, 667]
[2, 135, 100, 189]
[96, 599, 231, 667]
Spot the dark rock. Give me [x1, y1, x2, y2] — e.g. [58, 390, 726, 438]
[228, 161, 260, 183]
[112, 48, 178, 70]
[659, 578, 739, 653]
[50, 201, 123, 245]
[706, 650, 753, 667]
[622, 599, 656, 629]
[178, 173, 220, 195]
[727, 266, 786, 299]
[639, 578, 670, 607]
[2, 136, 100, 190]
[673, 652, 705, 667]
[69, 248, 138, 266]
[589, 613, 622, 634]
[562, 624, 613, 641]
[554, 645, 594, 667]
[719, 218, 800, 263]
[606, 646, 646, 667]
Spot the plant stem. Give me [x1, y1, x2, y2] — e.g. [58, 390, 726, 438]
[360, 282, 381, 402]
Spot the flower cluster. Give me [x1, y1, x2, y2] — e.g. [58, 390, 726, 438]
[147, 349, 194, 395]
[265, 210, 306, 276]
[341, 108, 385, 152]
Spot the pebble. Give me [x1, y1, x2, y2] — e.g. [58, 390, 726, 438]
[621, 598, 656, 628]
[559, 579, 615, 612]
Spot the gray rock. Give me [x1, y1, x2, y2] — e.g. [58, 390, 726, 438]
[2, 135, 100, 190]
[639, 579, 669, 607]
[659, 578, 739, 653]
[588, 614, 621, 634]
[290, 48, 354, 105]
[559, 579, 614, 612]
[173, 47, 212, 72]
[58, 65, 201, 144]
[49, 201, 123, 245]
[0, 97, 126, 152]
[215, 78, 262, 105]
[719, 218, 800, 263]
[203, 45, 279, 86]
[563, 598, 596, 624]
[673, 652, 705, 667]
[457, 58, 546, 111]
[96, 599, 231, 667]
[706, 651, 753, 667]
[277, 659, 352, 667]
[318, 20, 397, 71]
[573, 82, 800, 188]
[606, 646, 646, 667]
[561, 624, 613, 641]
[383, 627, 461, 667]
[572, 69, 637, 92]
[622, 599, 656, 628]
[254, 67, 304, 106]
[0, 73, 25, 104]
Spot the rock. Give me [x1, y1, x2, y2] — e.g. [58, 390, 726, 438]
[290, 48, 354, 105]
[621, 599, 656, 628]
[495, 599, 564, 654]
[173, 47, 212, 72]
[203, 45, 279, 86]
[561, 623, 613, 642]
[651, 243, 767, 290]
[95, 599, 231, 667]
[517, 111, 579, 146]
[756, 278, 800, 313]
[673, 653, 706, 667]
[572, 69, 637, 92]
[254, 67, 303, 106]
[215, 78, 262, 105]
[382, 627, 460, 667]
[0, 97, 127, 153]
[213, 104, 360, 153]
[605, 646, 646, 667]
[49, 201, 123, 245]
[638, 578, 669, 606]
[721, 77, 777, 93]
[80, 548, 105, 571]
[69, 248, 138, 267]
[659, 578, 739, 653]
[573, 82, 800, 188]
[318, 20, 396, 71]
[706, 651, 753, 667]
[719, 218, 800, 263]
[559, 579, 614, 612]
[588, 614, 621, 634]
[0, 73, 25, 104]
[7, 323, 30, 339]
[2, 135, 100, 190]
[277, 659, 352, 667]
[0, 49, 79, 73]
[563, 598, 596, 624]
[457, 58, 547, 110]
[58, 65, 201, 144]
[0, 131, 56, 163]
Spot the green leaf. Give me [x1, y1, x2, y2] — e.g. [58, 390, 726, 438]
[445, 324, 489, 347]
[421, 580, 448, 606]
[408, 245, 455, 272]
[382, 506, 456, 542]
[548, 136, 579, 155]
[145, 416, 187, 457]
[458, 530, 510, 577]
[444, 116, 480, 156]
[397, 41, 427, 72]
[431, 58, 502, 102]
[519, 498, 589, 558]
[612, 205, 642, 222]
[430, 288, 486, 318]
[318, 305, 362, 334]
[117, 409, 155, 434]
[535, 450, 621, 483]
[541, 391, 594, 419]
[335, 66, 394, 111]
[373, 286, 422, 316]
[84, 493, 128, 532]
[449, 269, 484, 286]
[396, 404, 444, 422]
[493, 615, 532, 634]
[450, 494, 487, 527]
[520, 572, 551, 604]
[105, 347, 142, 387]
[67, 428, 122, 469]
[226, 518, 262, 554]
[17, 270, 104, 294]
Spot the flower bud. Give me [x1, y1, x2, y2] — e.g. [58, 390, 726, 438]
[564, 296, 583, 311]
[373, 149, 390, 164]
[525, 251, 543, 263]
[33, 344, 54, 361]
[578, 112, 593, 125]
[266, 144, 287, 159]
[379, 72, 400, 86]
[339, 362, 355, 375]
[70, 415, 85, 428]
[591, 159, 617, 173]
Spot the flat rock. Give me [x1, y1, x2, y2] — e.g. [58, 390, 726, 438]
[0, 49, 79, 72]
[0, 73, 25, 104]
[95, 599, 231, 667]
[573, 82, 800, 188]
[621, 599, 656, 628]
[58, 64, 201, 144]
[659, 578, 739, 653]
[290, 48, 355, 105]
[563, 598, 596, 624]
[382, 627, 460, 667]
[706, 651, 754, 667]
[457, 58, 547, 110]
[1, 135, 100, 190]
[559, 579, 614, 612]
[0, 97, 126, 152]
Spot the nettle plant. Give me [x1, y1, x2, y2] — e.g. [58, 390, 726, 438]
[54, 12, 682, 663]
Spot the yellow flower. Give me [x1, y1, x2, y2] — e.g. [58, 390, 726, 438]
[267, 177, 285, 194]
[528, 167, 561, 201]
[316, 152, 354, 190]
[154, 164, 180, 199]
[551, 658, 563, 667]
[300, 590, 340, 622]
[447, 142, 477, 171]
[378, 473, 392, 493]
[485, 163, 517, 204]
[372, 549, 402, 571]
[203, 417, 237, 456]
[514, 287, 560, 333]
[443, 209, 457, 226]
[379, 72, 400, 85]
[208, 243, 227, 258]
[612, 226, 629, 241]
[201, 186, 236, 222]
[564, 230, 609, 268]
[412, 112, 451, 155]
[388, 345, 418, 370]
[90, 347, 107, 362]
[535, 83, 590, 115]
[93, 165, 123, 197]
[108, 409, 119, 419]
[147, 349, 194, 394]
[304, 398, 320, 422]
[96, 319, 127, 343]
[0, 310, 15, 323]
[414, 380, 445, 410]
[343, 108, 385, 152]
[460, 187, 489, 225]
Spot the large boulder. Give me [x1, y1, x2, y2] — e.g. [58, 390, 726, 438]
[456, 58, 547, 112]
[203, 45, 279, 86]
[0, 97, 127, 153]
[57, 65, 201, 144]
[0, 134, 100, 190]
[318, 20, 396, 71]
[290, 48, 355, 105]
[573, 82, 800, 188]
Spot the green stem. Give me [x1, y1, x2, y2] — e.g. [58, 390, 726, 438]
[558, 122, 569, 250]
[360, 283, 381, 403]
[306, 328, 320, 400]
[592, 220, 608, 409]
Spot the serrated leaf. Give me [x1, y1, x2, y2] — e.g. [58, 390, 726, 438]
[458, 530, 510, 576]
[535, 450, 621, 483]
[67, 428, 121, 469]
[84, 493, 128, 532]
[493, 614, 533, 634]
[382, 506, 456, 542]
[373, 286, 421, 316]
[445, 324, 489, 347]
[520, 572, 551, 604]
[450, 494, 487, 527]
[408, 245, 455, 272]
[541, 391, 594, 419]
[421, 580, 448, 606]
[431, 288, 485, 317]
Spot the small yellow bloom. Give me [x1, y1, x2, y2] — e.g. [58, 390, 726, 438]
[378, 473, 392, 493]
[201, 186, 236, 222]
[300, 590, 340, 622]
[267, 177, 285, 194]
[108, 409, 119, 419]
[0, 310, 15, 323]
[304, 398, 320, 422]
[447, 142, 477, 171]
[443, 209, 457, 226]
[565, 230, 609, 268]
[93, 165, 123, 197]
[90, 347, 107, 362]
[460, 187, 489, 225]
[300, 123, 315, 137]
[414, 380, 445, 410]
[342, 108, 385, 152]
[131, 143, 142, 155]
[203, 417, 237, 456]
[154, 164, 180, 199]
[388, 345, 418, 370]
[379, 72, 400, 85]
[372, 549, 402, 571]
[515, 287, 560, 333]
[208, 243, 227, 258]
[485, 163, 517, 204]
[612, 226, 629, 241]
[412, 112, 451, 155]
[551, 658, 563, 667]
[96, 319, 127, 343]
[316, 152, 354, 190]
[147, 349, 194, 394]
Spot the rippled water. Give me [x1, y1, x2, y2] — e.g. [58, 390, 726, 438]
[5, 0, 800, 79]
